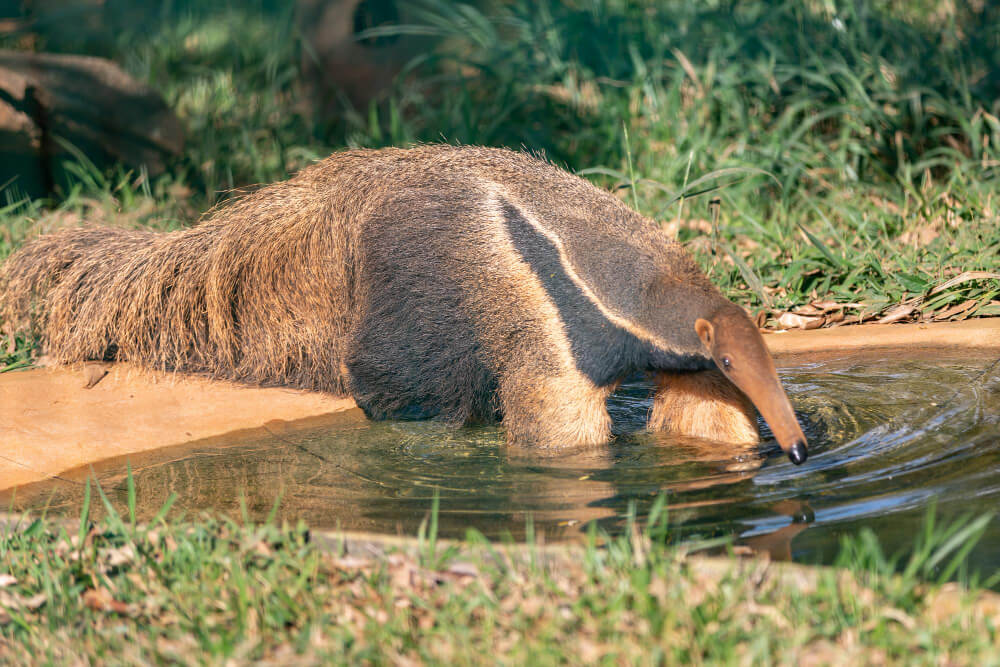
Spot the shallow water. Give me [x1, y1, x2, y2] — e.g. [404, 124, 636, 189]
[7, 352, 1000, 572]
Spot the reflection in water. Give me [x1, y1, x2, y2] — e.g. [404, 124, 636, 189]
[5, 353, 1000, 571]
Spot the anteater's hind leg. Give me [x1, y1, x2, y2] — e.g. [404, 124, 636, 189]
[648, 369, 759, 444]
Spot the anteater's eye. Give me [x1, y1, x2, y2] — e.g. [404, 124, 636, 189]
[722, 356, 732, 370]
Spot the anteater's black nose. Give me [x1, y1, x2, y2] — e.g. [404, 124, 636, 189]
[787, 440, 808, 465]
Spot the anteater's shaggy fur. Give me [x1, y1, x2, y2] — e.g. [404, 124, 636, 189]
[1, 145, 770, 449]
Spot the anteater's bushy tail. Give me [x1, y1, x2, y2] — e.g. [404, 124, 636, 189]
[0, 172, 359, 394]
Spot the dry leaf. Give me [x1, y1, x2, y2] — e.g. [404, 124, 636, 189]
[775, 312, 824, 330]
[746, 601, 792, 630]
[82, 588, 130, 615]
[389, 557, 416, 590]
[933, 299, 977, 321]
[24, 593, 46, 610]
[972, 591, 1000, 622]
[923, 585, 1000, 626]
[679, 218, 714, 234]
[876, 304, 917, 324]
[870, 607, 916, 631]
[899, 226, 939, 247]
[447, 562, 480, 579]
[928, 271, 1000, 296]
[577, 639, 604, 662]
[103, 545, 136, 568]
[156, 635, 199, 657]
[798, 639, 846, 667]
[333, 556, 373, 571]
[0, 574, 16, 588]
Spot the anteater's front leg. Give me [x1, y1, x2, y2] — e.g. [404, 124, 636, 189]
[648, 369, 759, 444]
[498, 364, 613, 449]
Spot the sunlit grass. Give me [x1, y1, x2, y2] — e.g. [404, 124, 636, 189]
[3, 2, 997, 331]
[1, 4, 997, 660]
[357, 0, 1000, 321]
[0, 483, 996, 663]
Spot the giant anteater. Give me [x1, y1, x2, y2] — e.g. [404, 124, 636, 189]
[0, 145, 808, 463]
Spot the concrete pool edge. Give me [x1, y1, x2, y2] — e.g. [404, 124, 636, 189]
[1, 317, 998, 493]
[764, 317, 1000, 358]
[0, 364, 356, 490]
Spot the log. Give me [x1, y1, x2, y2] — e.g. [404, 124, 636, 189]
[0, 49, 183, 197]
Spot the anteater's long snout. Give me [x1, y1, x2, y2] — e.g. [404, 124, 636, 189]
[741, 379, 809, 464]
[695, 314, 809, 465]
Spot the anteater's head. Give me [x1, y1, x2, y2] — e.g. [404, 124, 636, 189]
[694, 307, 808, 465]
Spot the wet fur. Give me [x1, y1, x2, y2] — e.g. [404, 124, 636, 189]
[1, 145, 755, 448]
[649, 370, 759, 444]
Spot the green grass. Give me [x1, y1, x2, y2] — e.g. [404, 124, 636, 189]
[0, 486, 997, 664]
[353, 0, 1000, 323]
[2, 5, 998, 661]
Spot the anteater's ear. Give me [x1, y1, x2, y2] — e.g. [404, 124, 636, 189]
[694, 318, 714, 350]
